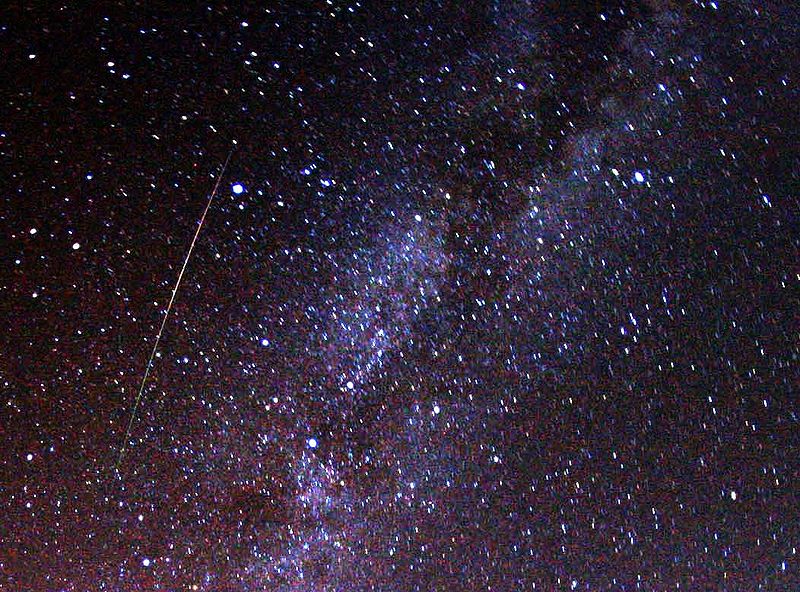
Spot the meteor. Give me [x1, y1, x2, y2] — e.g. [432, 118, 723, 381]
[115, 146, 235, 475]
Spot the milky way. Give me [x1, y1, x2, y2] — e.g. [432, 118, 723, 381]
[2, 2, 799, 590]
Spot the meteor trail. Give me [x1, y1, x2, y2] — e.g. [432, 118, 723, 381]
[115, 147, 235, 475]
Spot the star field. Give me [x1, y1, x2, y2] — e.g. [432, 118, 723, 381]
[1, 1, 799, 590]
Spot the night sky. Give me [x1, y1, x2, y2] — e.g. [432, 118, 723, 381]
[2, 1, 799, 590]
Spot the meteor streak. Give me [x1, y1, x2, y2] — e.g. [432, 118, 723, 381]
[115, 147, 235, 475]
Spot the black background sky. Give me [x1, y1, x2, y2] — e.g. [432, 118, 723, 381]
[1, 1, 798, 590]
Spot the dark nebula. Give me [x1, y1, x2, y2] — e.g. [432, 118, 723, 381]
[1, 1, 798, 590]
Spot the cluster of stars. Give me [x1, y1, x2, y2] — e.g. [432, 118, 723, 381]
[2, 2, 798, 591]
